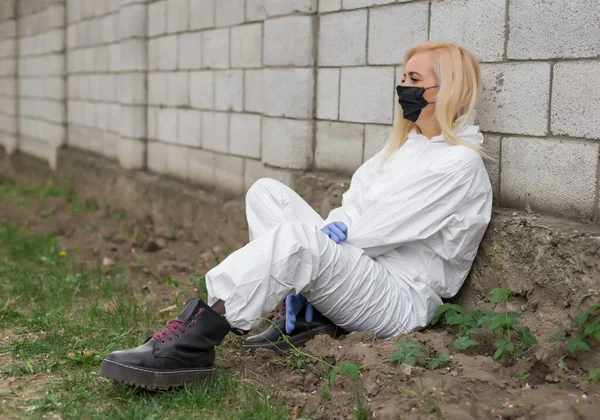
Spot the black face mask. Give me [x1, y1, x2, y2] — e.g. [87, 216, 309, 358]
[396, 85, 439, 122]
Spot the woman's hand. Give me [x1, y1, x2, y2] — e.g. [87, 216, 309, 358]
[285, 293, 313, 334]
[321, 221, 348, 244]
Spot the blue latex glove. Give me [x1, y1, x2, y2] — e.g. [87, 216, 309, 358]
[321, 221, 348, 244]
[285, 293, 313, 334]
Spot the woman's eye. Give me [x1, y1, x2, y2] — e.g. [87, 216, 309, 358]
[411, 77, 419, 82]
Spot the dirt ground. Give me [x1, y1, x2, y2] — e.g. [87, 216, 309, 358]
[1, 184, 599, 419]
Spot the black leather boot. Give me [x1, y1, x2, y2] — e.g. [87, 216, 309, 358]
[242, 305, 346, 353]
[99, 298, 230, 389]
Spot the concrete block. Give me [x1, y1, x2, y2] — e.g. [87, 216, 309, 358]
[244, 160, 293, 191]
[216, 0, 245, 27]
[368, 3, 428, 65]
[0, 58, 16, 76]
[246, 0, 266, 21]
[501, 137, 599, 220]
[478, 63, 551, 136]
[190, 70, 214, 109]
[430, 0, 505, 63]
[108, 0, 121, 13]
[109, 44, 120, 72]
[148, 141, 168, 174]
[94, 46, 110, 73]
[167, 72, 190, 106]
[319, 0, 341, 13]
[508, 0, 600, 59]
[0, 21, 16, 39]
[67, 0, 82, 23]
[202, 28, 229, 69]
[177, 108, 202, 147]
[0, 39, 16, 57]
[46, 4, 65, 28]
[231, 23, 262, 68]
[481, 134, 501, 201]
[363, 124, 390, 161]
[317, 68, 340, 120]
[118, 72, 146, 105]
[157, 35, 178, 70]
[118, 137, 145, 170]
[342, 0, 368, 9]
[0, 132, 17, 154]
[229, 113, 261, 158]
[0, 77, 16, 96]
[264, 0, 317, 17]
[179, 32, 203, 69]
[340, 66, 394, 124]
[44, 77, 65, 100]
[166, 143, 190, 180]
[167, 0, 190, 33]
[318, 10, 366, 66]
[148, 0, 167, 37]
[244, 69, 263, 113]
[263, 68, 314, 119]
[0, 114, 16, 134]
[148, 72, 167, 105]
[92, 0, 109, 17]
[95, 103, 110, 130]
[190, 0, 215, 30]
[109, 104, 121, 133]
[120, 39, 146, 71]
[188, 148, 215, 188]
[119, 3, 146, 39]
[119, 105, 145, 139]
[157, 107, 178, 143]
[67, 25, 76, 49]
[262, 117, 312, 169]
[202, 111, 228, 153]
[264, 16, 313, 66]
[215, 154, 245, 195]
[214, 70, 243, 111]
[315, 121, 363, 173]
[147, 106, 158, 139]
[552, 61, 600, 140]
[102, 14, 118, 43]
[83, 101, 95, 127]
[19, 136, 58, 169]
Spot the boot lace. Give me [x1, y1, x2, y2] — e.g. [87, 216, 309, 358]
[152, 314, 199, 343]
[274, 300, 286, 320]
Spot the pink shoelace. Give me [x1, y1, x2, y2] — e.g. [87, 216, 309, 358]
[152, 311, 200, 343]
[274, 300, 286, 320]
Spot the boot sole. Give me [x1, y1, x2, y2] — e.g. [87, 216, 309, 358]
[99, 359, 214, 390]
[241, 325, 344, 354]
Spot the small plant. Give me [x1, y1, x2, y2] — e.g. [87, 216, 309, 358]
[546, 302, 600, 352]
[319, 386, 331, 401]
[389, 339, 451, 369]
[430, 245, 539, 363]
[329, 361, 359, 386]
[589, 368, 600, 384]
[513, 371, 531, 386]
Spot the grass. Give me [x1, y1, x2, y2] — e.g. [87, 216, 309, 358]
[0, 222, 288, 419]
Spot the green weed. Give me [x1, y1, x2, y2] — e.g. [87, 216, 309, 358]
[389, 339, 451, 369]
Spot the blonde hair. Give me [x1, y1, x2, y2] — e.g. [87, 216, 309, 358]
[383, 41, 488, 160]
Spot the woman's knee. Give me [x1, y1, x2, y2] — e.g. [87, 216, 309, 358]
[245, 178, 283, 206]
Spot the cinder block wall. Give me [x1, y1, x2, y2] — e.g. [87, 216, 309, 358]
[2, 0, 600, 223]
[16, 0, 66, 169]
[0, 1, 17, 154]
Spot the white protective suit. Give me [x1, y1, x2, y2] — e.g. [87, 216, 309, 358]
[206, 124, 492, 339]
